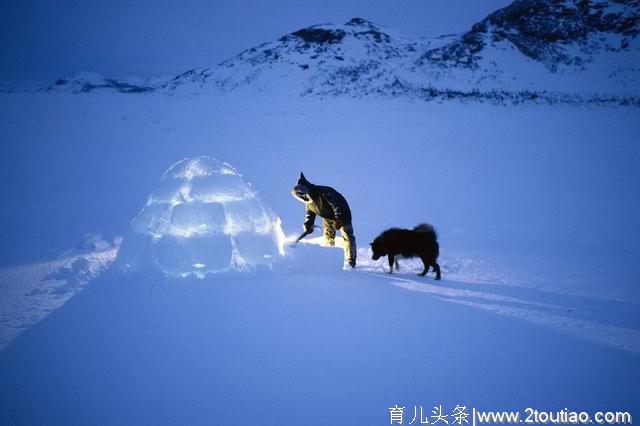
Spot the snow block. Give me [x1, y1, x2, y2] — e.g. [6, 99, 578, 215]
[116, 156, 286, 277]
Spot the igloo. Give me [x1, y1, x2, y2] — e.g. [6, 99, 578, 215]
[116, 157, 287, 277]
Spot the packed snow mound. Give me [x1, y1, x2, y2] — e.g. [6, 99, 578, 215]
[115, 156, 286, 277]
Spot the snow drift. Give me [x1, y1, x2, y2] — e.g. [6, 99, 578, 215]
[115, 156, 286, 277]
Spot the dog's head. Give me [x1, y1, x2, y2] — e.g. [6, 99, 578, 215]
[370, 239, 386, 260]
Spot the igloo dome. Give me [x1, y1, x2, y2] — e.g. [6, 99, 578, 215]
[116, 156, 287, 277]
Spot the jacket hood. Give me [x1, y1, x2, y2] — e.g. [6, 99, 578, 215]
[297, 172, 313, 187]
[292, 173, 314, 204]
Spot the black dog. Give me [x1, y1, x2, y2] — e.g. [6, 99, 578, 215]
[370, 224, 441, 279]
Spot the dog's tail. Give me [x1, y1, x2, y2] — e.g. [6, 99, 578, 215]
[414, 223, 437, 241]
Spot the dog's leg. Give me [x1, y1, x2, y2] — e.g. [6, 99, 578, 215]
[432, 262, 441, 280]
[387, 255, 394, 274]
[418, 257, 429, 276]
[394, 257, 400, 271]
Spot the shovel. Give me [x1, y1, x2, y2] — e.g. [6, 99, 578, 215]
[291, 225, 320, 246]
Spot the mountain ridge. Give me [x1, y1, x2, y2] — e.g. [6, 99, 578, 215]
[8, 0, 640, 105]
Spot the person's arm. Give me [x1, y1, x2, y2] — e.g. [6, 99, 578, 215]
[323, 190, 345, 228]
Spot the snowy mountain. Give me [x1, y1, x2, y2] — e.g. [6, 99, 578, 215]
[32, 1, 640, 103]
[416, 0, 640, 95]
[160, 18, 445, 97]
[43, 72, 156, 94]
[422, 0, 639, 71]
[160, 1, 640, 101]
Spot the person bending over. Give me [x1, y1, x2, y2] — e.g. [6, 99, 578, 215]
[291, 172, 356, 268]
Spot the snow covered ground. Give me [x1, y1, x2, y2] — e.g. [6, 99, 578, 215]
[0, 91, 638, 424]
[0, 241, 118, 351]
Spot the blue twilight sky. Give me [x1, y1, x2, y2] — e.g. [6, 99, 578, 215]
[0, 0, 512, 82]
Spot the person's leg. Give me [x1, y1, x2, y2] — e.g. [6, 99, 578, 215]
[323, 219, 336, 246]
[340, 223, 357, 267]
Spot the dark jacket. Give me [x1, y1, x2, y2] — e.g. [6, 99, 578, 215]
[295, 173, 352, 229]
